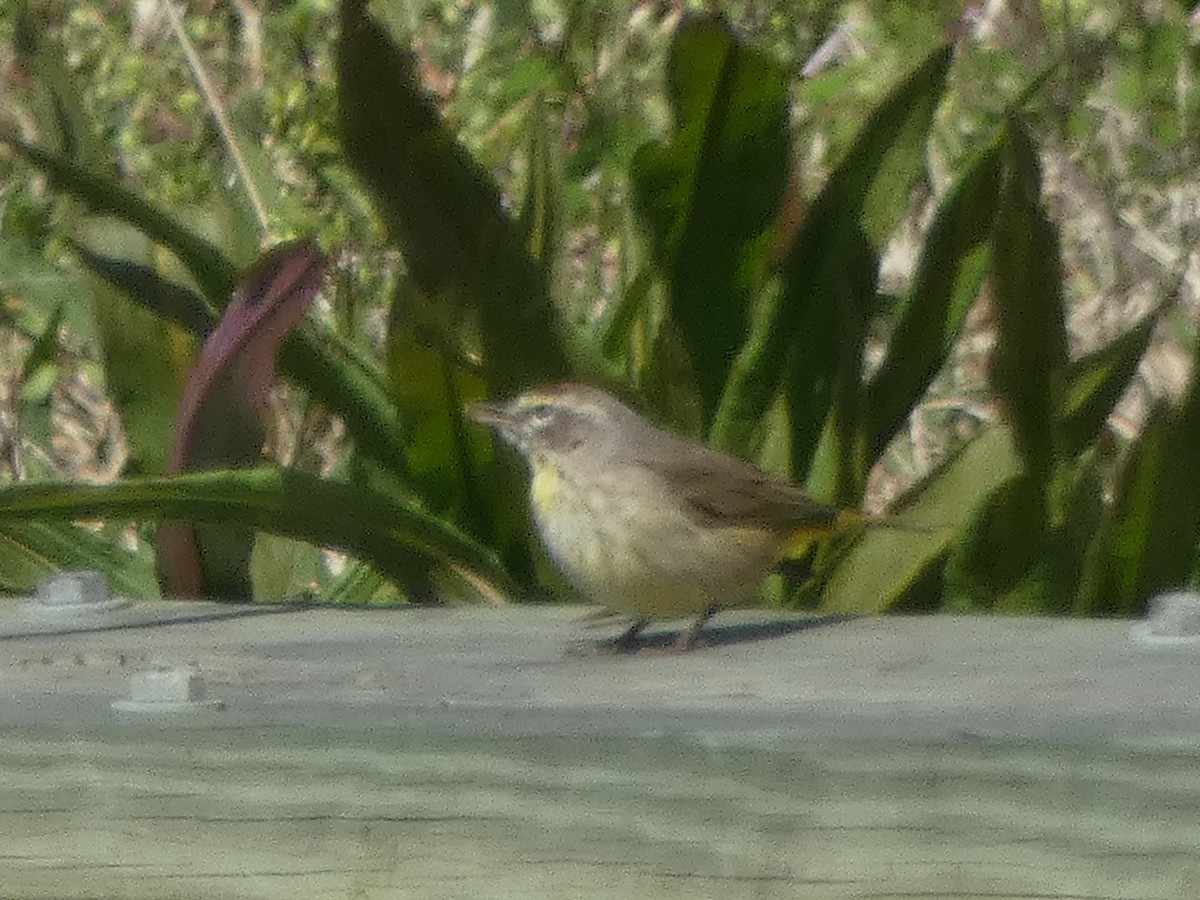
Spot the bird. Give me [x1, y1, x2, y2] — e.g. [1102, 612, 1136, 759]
[467, 382, 867, 651]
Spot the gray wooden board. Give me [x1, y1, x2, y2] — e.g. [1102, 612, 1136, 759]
[0, 603, 1198, 898]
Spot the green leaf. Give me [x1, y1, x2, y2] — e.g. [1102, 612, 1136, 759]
[251, 533, 325, 602]
[866, 135, 1004, 461]
[1076, 398, 1200, 615]
[711, 43, 954, 471]
[70, 242, 215, 336]
[278, 328, 413, 478]
[630, 14, 790, 420]
[943, 474, 1051, 613]
[0, 520, 157, 598]
[792, 224, 877, 502]
[85, 273, 184, 477]
[336, 0, 567, 392]
[2, 141, 237, 304]
[820, 424, 1022, 614]
[818, 42, 953, 244]
[519, 95, 563, 278]
[0, 466, 512, 598]
[0, 238, 97, 343]
[386, 279, 487, 517]
[989, 118, 1069, 480]
[385, 277, 543, 590]
[856, 63, 950, 247]
[1055, 305, 1162, 457]
[14, 3, 98, 166]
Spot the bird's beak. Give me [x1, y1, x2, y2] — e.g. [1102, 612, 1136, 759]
[464, 400, 512, 430]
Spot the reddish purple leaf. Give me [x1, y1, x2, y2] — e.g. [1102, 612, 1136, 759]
[156, 239, 328, 599]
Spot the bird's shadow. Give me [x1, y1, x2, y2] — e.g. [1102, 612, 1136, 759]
[577, 613, 855, 655]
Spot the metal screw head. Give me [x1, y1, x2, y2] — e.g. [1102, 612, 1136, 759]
[1130, 591, 1200, 646]
[22, 570, 128, 621]
[112, 664, 224, 714]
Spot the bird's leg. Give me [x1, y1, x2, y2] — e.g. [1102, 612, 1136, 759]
[609, 618, 648, 652]
[675, 606, 719, 652]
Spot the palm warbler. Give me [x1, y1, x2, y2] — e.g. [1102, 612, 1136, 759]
[468, 383, 860, 651]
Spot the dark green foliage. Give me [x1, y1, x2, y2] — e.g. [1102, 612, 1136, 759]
[337, 0, 567, 394]
[1055, 308, 1160, 457]
[940, 118, 1182, 619]
[71, 242, 215, 336]
[5, 141, 238, 303]
[989, 118, 1070, 484]
[1078, 389, 1200, 614]
[865, 136, 1002, 461]
[823, 425, 1022, 614]
[711, 45, 954, 483]
[0, 466, 510, 595]
[631, 16, 790, 423]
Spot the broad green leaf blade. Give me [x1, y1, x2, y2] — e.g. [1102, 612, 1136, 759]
[386, 277, 540, 589]
[818, 42, 954, 246]
[0, 238, 97, 342]
[0, 466, 512, 598]
[519, 96, 563, 277]
[86, 274, 184, 477]
[251, 533, 325, 602]
[3, 141, 238, 304]
[337, 0, 566, 391]
[943, 473, 1052, 613]
[14, 4, 97, 166]
[820, 425, 1022, 614]
[278, 328, 412, 477]
[71, 242, 215, 336]
[630, 14, 790, 420]
[792, 224, 877, 503]
[866, 136, 1004, 461]
[0, 520, 157, 598]
[386, 279, 487, 517]
[856, 52, 953, 247]
[711, 43, 954, 469]
[989, 119, 1069, 480]
[1055, 305, 1162, 457]
[1077, 399, 1200, 615]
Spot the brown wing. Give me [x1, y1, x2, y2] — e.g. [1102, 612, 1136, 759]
[639, 433, 841, 533]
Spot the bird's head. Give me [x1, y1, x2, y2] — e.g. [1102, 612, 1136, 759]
[466, 383, 634, 461]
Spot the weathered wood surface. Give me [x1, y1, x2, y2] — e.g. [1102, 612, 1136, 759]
[1, 603, 1198, 898]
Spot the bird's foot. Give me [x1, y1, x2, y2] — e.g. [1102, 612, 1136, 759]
[672, 606, 719, 652]
[567, 618, 648, 656]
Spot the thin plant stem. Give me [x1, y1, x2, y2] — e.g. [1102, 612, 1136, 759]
[161, 0, 270, 239]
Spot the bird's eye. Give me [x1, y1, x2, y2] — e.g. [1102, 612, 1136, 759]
[526, 403, 555, 425]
